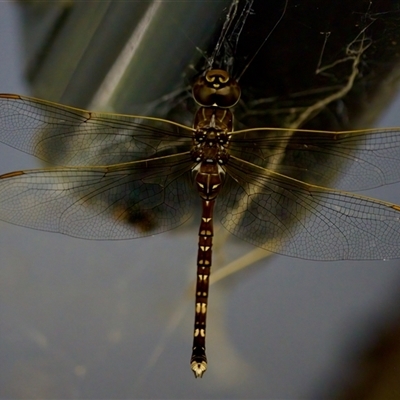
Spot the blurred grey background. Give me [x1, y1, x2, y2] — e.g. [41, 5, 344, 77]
[1, 1, 400, 399]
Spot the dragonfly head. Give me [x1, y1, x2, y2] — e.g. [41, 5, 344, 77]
[192, 69, 241, 108]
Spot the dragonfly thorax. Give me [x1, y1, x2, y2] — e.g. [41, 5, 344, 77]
[191, 129, 230, 165]
[191, 115, 231, 166]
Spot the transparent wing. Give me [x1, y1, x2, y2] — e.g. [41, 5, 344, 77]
[218, 155, 400, 260]
[230, 127, 400, 191]
[0, 152, 195, 239]
[0, 94, 194, 166]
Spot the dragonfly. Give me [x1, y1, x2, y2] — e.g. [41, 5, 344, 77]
[1, 68, 400, 377]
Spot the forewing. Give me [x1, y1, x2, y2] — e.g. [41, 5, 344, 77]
[218, 155, 400, 260]
[0, 94, 194, 166]
[230, 127, 400, 191]
[0, 152, 195, 239]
